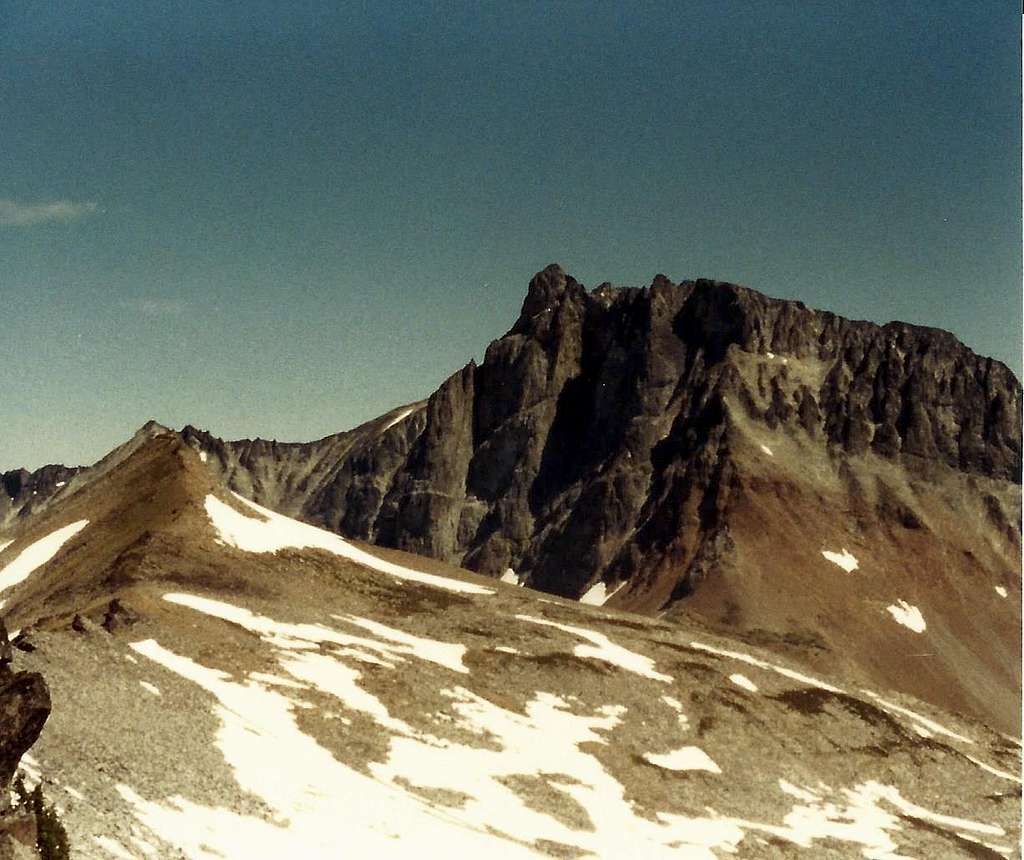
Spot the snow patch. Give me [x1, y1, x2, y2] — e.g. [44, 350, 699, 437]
[204, 493, 492, 595]
[580, 580, 626, 606]
[885, 600, 926, 633]
[198, 451, 208, 463]
[499, 568, 519, 585]
[0, 520, 89, 593]
[55, 481, 66, 488]
[139, 681, 161, 696]
[120, 592, 1006, 860]
[995, 586, 1008, 598]
[164, 592, 469, 675]
[0, 540, 11, 554]
[729, 673, 758, 692]
[580, 581, 608, 605]
[821, 547, 859, 573]
[125, 629, 727, 858]
[330, 614, 468, 675]
[759, 444, 774, 456]
[761, 780, 1004, 854]
[644, 746, 721, 773]
[778, 780, 819, 803]
[122, 637, 539, 860]
[517, 615, 672, 682]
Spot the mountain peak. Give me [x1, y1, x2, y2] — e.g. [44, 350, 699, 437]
[133, 420, 172, 438]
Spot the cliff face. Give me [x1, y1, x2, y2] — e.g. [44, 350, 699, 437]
[178, 265, 1020, 730]
[229, 264, 1018, 590]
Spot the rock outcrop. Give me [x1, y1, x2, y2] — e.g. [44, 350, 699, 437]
[0, 621, 49, 800]
[0, 620, 50, 860]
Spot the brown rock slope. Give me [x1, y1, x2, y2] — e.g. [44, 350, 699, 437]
[0, 434, 1020, 859]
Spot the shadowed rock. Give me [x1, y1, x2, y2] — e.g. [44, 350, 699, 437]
[0, 620, 50, 802]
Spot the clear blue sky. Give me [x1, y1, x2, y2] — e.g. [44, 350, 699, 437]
[2, 1, 1020, 470]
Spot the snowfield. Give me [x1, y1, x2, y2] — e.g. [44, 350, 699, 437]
[7, 476, 1016, 859]
[0, 520, 89, 593]
[205, 493, 493, 595]
[70, 591, 1004, 860]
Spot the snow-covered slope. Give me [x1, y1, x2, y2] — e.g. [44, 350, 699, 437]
[0, 436, 1019, 859]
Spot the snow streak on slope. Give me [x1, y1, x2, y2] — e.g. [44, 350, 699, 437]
[729, 674, 758, 692]
[0, 520, 88, 593]
[643, 746, 721, 773]
[689, 641, 843, 693]
[380, 406, 420, 433]
[861, 691, 974, 745]
[204, 493, 493, 595]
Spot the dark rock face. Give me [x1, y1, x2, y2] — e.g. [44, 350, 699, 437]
[0, 620, 50, 801]
[183, 265, 1020, 598]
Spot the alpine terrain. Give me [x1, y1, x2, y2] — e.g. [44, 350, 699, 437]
[0, 267, 1019, 858]
[0, 433, 1020, 858]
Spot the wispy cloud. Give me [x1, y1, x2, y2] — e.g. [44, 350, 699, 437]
[0, 199, 98, 227]
[121, 298, 190, 318]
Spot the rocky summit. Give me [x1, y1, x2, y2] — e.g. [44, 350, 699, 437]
[0, 434, 1020, 859]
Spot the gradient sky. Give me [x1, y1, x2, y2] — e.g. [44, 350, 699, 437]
[2, 1, 1020, 470]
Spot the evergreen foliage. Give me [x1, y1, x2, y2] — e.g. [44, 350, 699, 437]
[8, 774, 70, 860]
[30, 784, 70, 860]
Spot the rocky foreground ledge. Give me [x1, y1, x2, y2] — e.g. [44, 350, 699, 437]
[0, 620, 52, 859]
